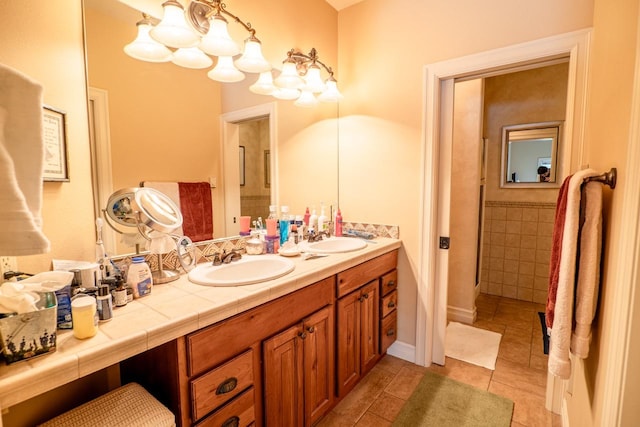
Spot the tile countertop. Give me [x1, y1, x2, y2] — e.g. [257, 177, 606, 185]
[0, 237, 401, 410]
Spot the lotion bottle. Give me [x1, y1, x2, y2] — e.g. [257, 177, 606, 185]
[334, 209, 343, 236]
[318, 204, 328, 233]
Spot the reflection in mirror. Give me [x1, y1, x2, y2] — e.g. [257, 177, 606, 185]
[500, 121, 562, 188]
[83, 0, 339, 256]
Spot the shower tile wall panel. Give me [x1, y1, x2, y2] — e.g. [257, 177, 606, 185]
[241, 195, 271, 223]
[480, 201, 556, 304]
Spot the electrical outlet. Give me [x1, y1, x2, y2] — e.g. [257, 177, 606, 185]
[0, 256, 18, 280]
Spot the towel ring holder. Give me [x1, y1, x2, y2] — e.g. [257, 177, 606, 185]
[585, 167, 617, 189]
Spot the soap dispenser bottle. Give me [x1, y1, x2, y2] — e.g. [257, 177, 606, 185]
[279, 205, 290, 246]
[318, 204, 328, 233]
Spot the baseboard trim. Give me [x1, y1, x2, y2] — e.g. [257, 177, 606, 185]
[447, 305, 476, 324]
[386, 341, 416, 364]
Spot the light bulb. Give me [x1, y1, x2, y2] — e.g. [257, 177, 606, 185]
[208, 56, 245, 83]
[294, 90, 319, 107]
[318, 78, 344, 102]
[303, 64, 325, 93]
[274, 61, 304, 89]
[250, 71, 277, 95]
[172, 47, 213, 69]
[124, 17, 172, 62]
[149, 0, 200, 48]
[235, 37, 271, 73]
[199, 14, 240, 56]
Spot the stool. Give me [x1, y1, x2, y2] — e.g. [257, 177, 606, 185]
[38, 382, 175, 427]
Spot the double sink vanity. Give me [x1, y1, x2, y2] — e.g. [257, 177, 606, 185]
[0, 236, 400, 426]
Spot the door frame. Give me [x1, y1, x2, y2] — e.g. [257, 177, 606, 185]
[221, 102, 278, 236]
[416, 28, 592, 364]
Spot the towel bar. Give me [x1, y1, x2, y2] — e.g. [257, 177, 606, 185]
[585, 167, 617, 189]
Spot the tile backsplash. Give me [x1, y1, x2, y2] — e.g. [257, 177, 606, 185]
[480, 201, 556, 304]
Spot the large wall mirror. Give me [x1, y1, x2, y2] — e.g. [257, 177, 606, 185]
[83, 0, 339, 255]
[500, 121, 562, 188]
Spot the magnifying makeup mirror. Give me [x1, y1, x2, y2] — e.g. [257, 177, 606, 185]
[104, 187, 195, 283]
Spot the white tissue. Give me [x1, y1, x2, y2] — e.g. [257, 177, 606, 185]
[147, 231, 175, 254]
[0, 271, 73, 314]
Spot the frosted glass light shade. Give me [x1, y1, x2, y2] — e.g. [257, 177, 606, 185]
[273, 87, 301, 100]
[274, 61, 304, 89]
[303, 65, 325, 93]
[318, 79, 344, 102]
[172, 47, 213, 69]
[235, 38, 271, 73]
[294, 90, 319, 107]
[149, 0, 199, 48]
[250, 71, 276, 95]
[124, 19, 172, 62]
[199, 15, 240, 56]
[208, 56, 245, 82]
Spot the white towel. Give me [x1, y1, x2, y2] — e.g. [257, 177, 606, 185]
[548, 168, 598, 379]
[571, 181, 603, 358]
[0, 63, 50, 255]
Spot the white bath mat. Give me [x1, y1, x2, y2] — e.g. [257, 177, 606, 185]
[445, 322, 502, 370]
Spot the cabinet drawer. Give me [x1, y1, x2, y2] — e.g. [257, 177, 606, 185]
[380, 311, 397, 354]
[194, 387, 255, 427]
[380, 270, 397, 297]
[337, 250, 398, 298]
[191, 350, 254, 421]
[380, 290, 397, 318]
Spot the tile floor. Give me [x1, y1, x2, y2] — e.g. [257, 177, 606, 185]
[317, 294, 561, 427]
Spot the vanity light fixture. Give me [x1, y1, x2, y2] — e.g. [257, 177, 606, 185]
[124, 2, 343, 105]
[251, 48, 344, 107]
[124, 0, 270, 81]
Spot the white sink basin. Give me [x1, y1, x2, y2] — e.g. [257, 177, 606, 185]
[188, 255, 295, 286]
[305, 236, 367, 254]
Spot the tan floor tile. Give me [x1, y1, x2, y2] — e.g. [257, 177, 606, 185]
[529, 352, 549, 371]
[330, 366, 395, 423]
[316, 411, 354, 427]
[498, 339, 532, 366]
[355, 412, 392, 427]
[375, 354, 412, 375]
[492, 358, 547, 398]
[427, 357, 492, 390]
[384, 366, 424, 400]
[489, 380, 554, 426]
[473, 319, 507, 334]
[366, 392, 406, 422]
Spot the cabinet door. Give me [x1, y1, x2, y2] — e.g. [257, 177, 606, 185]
[336, 290, 361, 398]
[360, 280, 380, 374]
[303, 306, 334, 426]
[263, 324, 304, 427]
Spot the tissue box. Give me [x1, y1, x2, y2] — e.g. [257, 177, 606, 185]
[0, 292, 57, 364]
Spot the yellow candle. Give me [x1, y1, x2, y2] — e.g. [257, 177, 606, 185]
[71, 296, 98, 339]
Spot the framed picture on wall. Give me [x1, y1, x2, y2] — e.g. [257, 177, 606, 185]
[42, 105, 69, 181]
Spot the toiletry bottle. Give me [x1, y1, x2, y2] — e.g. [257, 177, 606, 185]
[96, 284, 113, 322]
[309, 208, 318, 234]
[279, 205, 290, 246]
[303, 207, 310, 226]
[318, 204, 328, 233]
[127, 256, 153, 298]
[113, 276, 127, 307]
[295, 215, 304, 242]
[335, 209, 343, 237]
[71, 295, 98, 339]
[55, 284, 73, 329]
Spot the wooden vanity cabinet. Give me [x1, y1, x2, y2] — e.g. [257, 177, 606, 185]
[263, 305, 334, 427]
[380, 269, 398, 354]
[335, 250, 398, 398]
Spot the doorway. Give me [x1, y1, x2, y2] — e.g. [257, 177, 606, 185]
[415, 28, 591, 368]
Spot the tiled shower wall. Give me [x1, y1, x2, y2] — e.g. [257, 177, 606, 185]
[480, 201, 556, 304]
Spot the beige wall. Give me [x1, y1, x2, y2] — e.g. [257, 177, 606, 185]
[448, 79, 483, 317]
[337, 0, 593, 346]
[0, 2, 95, 273]
[484, 63, 569, 203]
[565, 0, 639, 424]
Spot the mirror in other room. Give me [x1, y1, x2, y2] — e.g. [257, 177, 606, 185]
[500, 121, 562, 188]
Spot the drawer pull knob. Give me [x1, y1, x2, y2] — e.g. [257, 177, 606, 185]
[307, 326, 315, 333]
[221, 416, 240, 427]
[216, 377, 238, 395]
[298, 331, 307, 339]
[386, 329, 395, 336]
[388, 301, 396, 308]
[387, 280, 396, 287]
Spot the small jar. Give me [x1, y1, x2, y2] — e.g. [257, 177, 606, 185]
[246, 236, 263, 255]
[71, 295, 98, 339]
